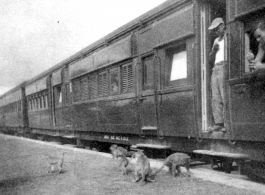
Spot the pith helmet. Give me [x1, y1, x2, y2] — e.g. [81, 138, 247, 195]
[208, 18, 224, 30]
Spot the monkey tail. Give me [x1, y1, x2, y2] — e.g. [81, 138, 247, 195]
[150, 164, 166, 176]
[57, 153, 66, 174]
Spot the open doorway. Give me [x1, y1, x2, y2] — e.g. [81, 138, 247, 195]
[200, 0, 226, 131]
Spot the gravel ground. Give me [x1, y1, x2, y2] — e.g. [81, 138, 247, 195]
[0, 134, 264, 195]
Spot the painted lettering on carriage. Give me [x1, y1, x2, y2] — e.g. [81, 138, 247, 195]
[104, 135, 129, 141]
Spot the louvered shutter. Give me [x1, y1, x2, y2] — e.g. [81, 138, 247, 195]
[121, 63, 133, 93]
[89, 74, 97, 99]
[80, 76, 89, 101]
[72, 79, 80, 102]
[98, 71, 108, 97]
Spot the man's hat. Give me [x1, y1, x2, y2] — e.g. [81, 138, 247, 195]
[208, 18, 224, 30]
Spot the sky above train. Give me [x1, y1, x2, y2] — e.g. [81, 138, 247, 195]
[0, 0, 166, 95]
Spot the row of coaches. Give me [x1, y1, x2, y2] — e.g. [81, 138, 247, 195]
[0, 0, 265, 178]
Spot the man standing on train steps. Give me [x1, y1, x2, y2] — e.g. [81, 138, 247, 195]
[208, 18, 227, 132]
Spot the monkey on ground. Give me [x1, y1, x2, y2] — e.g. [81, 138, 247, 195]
[131, 151, 155, 185]
[110, 144, 129, 159]
[47, 152, 66, 174]
[152, 153, 191, 177]
[118, 155, 130, 175]
[109, 144, 130, 174]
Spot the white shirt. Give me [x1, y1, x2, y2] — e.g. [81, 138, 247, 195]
[214, 37, 225, 64]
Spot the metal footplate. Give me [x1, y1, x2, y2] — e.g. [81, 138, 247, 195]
[132, 144, 171, 158]
[193, 150, 249, 159]
[193, 150, 249, 174]
[135, 143, 171, 149]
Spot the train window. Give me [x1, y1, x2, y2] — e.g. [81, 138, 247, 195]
[98, 71, 108, 97]
[58, 88, 62, 104]
[38, 97, 41, 109]
[45, 94, 48, 108]
[31, 98, 33, 110]
[18, 100, 21, 112]
[30, 98, 33, 110]
[30, 98, 32, 110]
[142, 55, 154, 90]
[42, 95, 45, 108]
[170, 50, 187, 80]
[37, 96, 40, 110]
[165, 44, 187, 86]
[39, 95, 43, 109]
[72, 79, 81, 102]
[64, 84, 71, 105]
[244, 17, 265, 73]
[34, 97, 37, 110]
[89, 74, 98, 99]
[110, 67, 120, 95]
[54, 86, 62, 106]
[80, 76, 89, 101]
[121, 63, 133, 93]
[32, 98, 35, 110]
[35, 96, 38, 110]
[27, 98, 29, 110]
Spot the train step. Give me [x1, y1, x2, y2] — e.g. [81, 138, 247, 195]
[141, 126, 158, 135]
[131, 144, 171, 158]
[141, 126, 158, 131]
[193, 150, 250, 174]
[135, 143, 171, 150]
[193, 150, 249, 159]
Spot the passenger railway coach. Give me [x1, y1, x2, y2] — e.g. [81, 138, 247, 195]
[1, 0, 265, 179]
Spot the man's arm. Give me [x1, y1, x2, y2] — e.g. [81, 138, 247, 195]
[209, 40, 219, 66]
[255, 43, 265, 62]
[249, 43, 265, 71]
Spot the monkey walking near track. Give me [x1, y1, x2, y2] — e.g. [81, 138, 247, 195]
[118, 155, 130, 175]
[131, 151, 155, 185]
[110, 144, 130, 159]
[152, 153, 191, 177]
[47, 152, 66, 174]
[110, 144, 130, 174]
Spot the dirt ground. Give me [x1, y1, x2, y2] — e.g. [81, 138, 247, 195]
[0, 135, 264, 195]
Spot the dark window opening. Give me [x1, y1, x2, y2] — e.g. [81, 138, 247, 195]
[54, 86, 62, 106]
[80, 76, 89, 101]
[110, 67, 120, 95]
[244, 15, 265, 73]
[72, 79, 80, 102]
[142, 55, 154, 90]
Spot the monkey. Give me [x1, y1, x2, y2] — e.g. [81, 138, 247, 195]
[110, 144, 130, 174]
[152, 153, 191, 177]
[118, 155, 130, 175]
[131, 151, 155, 185]
[47, 152, 66, 174]
[109, 144, 129, 159]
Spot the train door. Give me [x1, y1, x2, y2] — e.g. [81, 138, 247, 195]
[138, 53, 159, 135]
[157, 39, 196, 139]
[228, 2, 265, 142]
[199, 0, 226, 131]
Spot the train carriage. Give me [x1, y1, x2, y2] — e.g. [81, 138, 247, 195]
[1, 0, 265, 179]
[0, 84, 27, 135]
